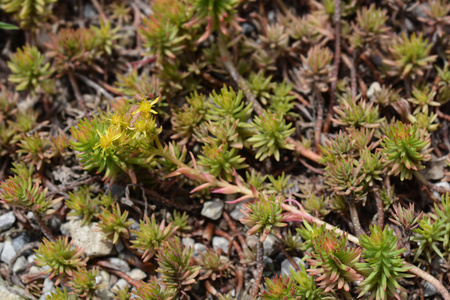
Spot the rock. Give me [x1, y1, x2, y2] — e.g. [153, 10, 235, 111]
[108, 184, 126, 199]
[201, 199, 224, 220]
[96, 289, 115, 300]
[128, 268, 146, 281]
[230, 204, 245, 221]
[83, 2, 97, 19]
[281, 257, 304, 276]
[27, 254, 36, 264]
[39, 277, 55, 300]
[193, 243, 207, 256]
[12, 256, 27, 273]
[263, 234, 278, 257]
[115, 239, 125, 253]
[424, 156, 447, 181]
[61, 220, 114, 258]
[423, 281, 437, 297]
[182, 237, 195, 250]
[0, 212, 16, 232]
[1, 240, 16, 265]
[0, 243, 4, 257]
[433, 182, 450, 199]
[0, 285, 25, 300]
[212, 237, 230, 254]
[12, 233, 31, 252]
[107, 258, 130, 273]
[367, 82, 382, 99]
[246, 235, 258, 249]
[112, 278, 129, 292]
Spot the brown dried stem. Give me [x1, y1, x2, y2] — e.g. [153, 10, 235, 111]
[251, 239, 264, 299]
[372, 187, 385, 228]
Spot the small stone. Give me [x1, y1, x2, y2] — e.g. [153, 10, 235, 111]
[107, 258, 130, 273]
[182, 237, 195, 250]
[212, 237, 230, 254]
[433, 182, 450, 199]
[0, 212, 16, 232]
[128, 268, 147, 281]
[96, 289, 115, 300]
[0, 243, 4, 257]
[108, 184, 126, 199]
[42, 277, 55, 295]
[230, 204, 245, 221]
[246, 235, 258, 249]
[12, 233, 31, 252]
[281, 257, 304, 276]
[12, 256, 27, 273]
[83, 2, 97, 19]
[62, 220, 114, 258]
[115, 239, 125, 253]
[27, 254, 36, 264]
[0, 285, 25, 300]
[29, 266, 42, 274]
[112, 278, 129, 292]
[263, 234, 278, 257]
[201, 199, 224, 220]
[367, 82, 382, 99]
[1, 240, 16, 264]
[193, 243, 207, 256]
[423, 281, 437, 297]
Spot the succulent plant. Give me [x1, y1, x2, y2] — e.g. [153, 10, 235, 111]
[356, 226, 412, 300]
[98, 203, 134, 244]
[247, 111, 295, 161]
[349, 4, 389, 49]
[67, 267, 101, 299]
[262, 274, 297, 300]
[131, 214, 178, 262]
[332, 94, 384, 128]
[412, 215, 445, 262]
[383, 32, 437, 79]
[66, 186, 98, 226]
[197, 248, 234, 280]
[1, 0, 57, 29]
[296, 45, 334, 93]
[133, 276, 176, 300]
[380, 121, 432, 181]
[156, 237, 200, 294]
[407, 86, 439, 114]
[240, 193, 287, 242]
[306, 229, 363, 292]
[8, 44, 54, 92]
[34, 236, 87, 285]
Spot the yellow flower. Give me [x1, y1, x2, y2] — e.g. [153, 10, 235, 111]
[132, 98, 158, 118]
[93, 127, 122, 157]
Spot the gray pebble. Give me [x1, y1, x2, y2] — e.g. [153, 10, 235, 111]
[107, 257, 130, 273]
[201, 199, 224, 220]
[1, 240, 16, 264]
[0, 211, 16, 232]
[212, 237, 230, 254]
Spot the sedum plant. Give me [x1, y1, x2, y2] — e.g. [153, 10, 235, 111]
[297, 45, 334, 93]
[240, 193, 287, 242]
[34, 236, 87, 285]
[1, 0, 57, 30]
[98, 203, 134, 244]
[356, 226, 412, 300]
[383, 32, 437, 79]
[381, 121, 432, 181]
[8, 44, 54, 92]
[332, 94, 384, 128]
[247, 111, 295, 161]
[306, 229, 363, 293]
[67, 267, 101, 299]
[134, 276, 176, 300]
[131, 214, 178, 262]
[156, 237, 200, 295]
[66, 186, 97, 226]
[412, 215, 445, 262]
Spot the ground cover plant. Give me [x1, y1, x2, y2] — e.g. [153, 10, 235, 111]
[0, 0, 450, 299]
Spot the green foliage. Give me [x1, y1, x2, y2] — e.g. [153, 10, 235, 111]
[298, 45, 334, 93]
[188, 0, 240, 42]
[282, 229, 303, 252]
[383, 32, 437, 78]
[198, 248, 234, 280]
[262, 274, 297, 300]
[91, 20, 120, 56]
[198, 142, 247, 181]
[134, 276, 176, 300]
[66, 186, 97, 226]
[408, 86, 439, 114]
[156, 237, 200, 293]
[34, 236, 87, 285]
[0, 21, 18, 30]
[290, 266, 331, 299]
[381, 121, 432, 180]
[349, 4, 389, 49]
[98, 203, 134, 244]
[131, 214, 177, 262]
[412, 216, 445, 262]
[67, 267, 101, 299]
[1, 0, 57, 29]
[45, 287, 76, 300]
[240, 193, 287, 241]
[16, 132, 51, 170]
[8, 44, 54, 92]
[324, 155, 367, 201]
[332, 94, 383, 128]
[171, 210, 192, 232]
[435, 193, 450, 249]
[0, 174, 54, 214]
[356, 226, 411, 300]
[247, 111, 295, 161]
[306, 229, 363, 292]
